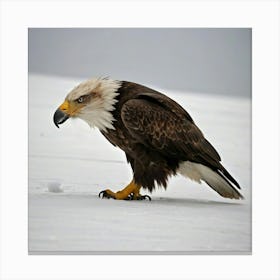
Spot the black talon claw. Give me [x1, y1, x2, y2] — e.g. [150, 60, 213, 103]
[137, 195, 152, 201]
[124, 193, 134, 200]
[125, 193, 152, 201]
[98, 190, 106, 198]
[98, 190, 115, 199]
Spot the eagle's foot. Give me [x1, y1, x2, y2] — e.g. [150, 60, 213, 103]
[98, 190, 151, 201]
[139, 194, 152, 201]
[125, 193, 151, 201]
[98, 180, 151, 201]
[98, 190, 116, 199]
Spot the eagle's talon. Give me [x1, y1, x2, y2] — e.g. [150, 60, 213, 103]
[124, 193, 134, 200]
[137, 194, 152, 201]
[98, 189, 151, 201]
[98, 190, 116, 199]
[98, 190, 105, 198]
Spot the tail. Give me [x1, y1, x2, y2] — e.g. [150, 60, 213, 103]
[179, 161, 244, 200]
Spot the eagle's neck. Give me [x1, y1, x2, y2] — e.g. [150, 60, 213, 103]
[78, 79, 122, 132]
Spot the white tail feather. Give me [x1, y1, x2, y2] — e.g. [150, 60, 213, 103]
[179, 161, 243, 199]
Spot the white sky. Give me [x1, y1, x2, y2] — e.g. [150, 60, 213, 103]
[28, 28, 251, 97]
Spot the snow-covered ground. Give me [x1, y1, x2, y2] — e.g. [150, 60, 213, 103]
[28, 74, 251, 253]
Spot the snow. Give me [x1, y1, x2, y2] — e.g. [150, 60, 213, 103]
[47, 181, 64, 193]
[28, 74, 251, 253]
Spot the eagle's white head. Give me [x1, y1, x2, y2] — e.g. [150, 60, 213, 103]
[54, 78, 121, 131]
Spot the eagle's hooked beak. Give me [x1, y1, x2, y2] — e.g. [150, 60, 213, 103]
[53, 101, 70, 128]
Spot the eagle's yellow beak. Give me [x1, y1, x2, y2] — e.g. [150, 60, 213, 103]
[53, 100, 70, 128]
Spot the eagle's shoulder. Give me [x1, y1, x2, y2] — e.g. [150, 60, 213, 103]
[118, 81, 194, 122]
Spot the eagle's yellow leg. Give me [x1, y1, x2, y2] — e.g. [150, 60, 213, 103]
[104, 180, 140, 199]
[99, 180, 151, 200]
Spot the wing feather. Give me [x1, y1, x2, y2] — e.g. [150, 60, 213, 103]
[120, 93, 240, 189]
[121, 95, 219, 163]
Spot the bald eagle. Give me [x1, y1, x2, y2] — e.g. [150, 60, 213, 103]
[53, 78, 243, 200]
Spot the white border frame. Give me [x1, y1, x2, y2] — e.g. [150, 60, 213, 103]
[1, 1, 279, 280]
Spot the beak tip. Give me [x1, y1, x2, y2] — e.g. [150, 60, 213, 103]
[53, 109, 69, 128]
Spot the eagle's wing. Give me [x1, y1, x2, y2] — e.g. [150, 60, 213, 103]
[121, 92, 241, 192]
[121, 93, 220, 167]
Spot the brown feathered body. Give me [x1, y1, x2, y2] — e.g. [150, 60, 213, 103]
[101, 81, 242, 198]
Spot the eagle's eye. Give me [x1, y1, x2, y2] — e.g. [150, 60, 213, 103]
[77, 96, 85, 103]
[75, 94, 91, 104]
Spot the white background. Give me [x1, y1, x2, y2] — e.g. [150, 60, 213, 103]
[0, 0, 279, 280]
